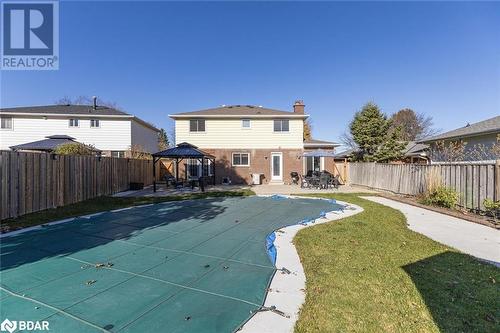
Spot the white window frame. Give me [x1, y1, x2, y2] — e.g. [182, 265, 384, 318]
[90, 119, 100, 128]
[232, 152, 250, 167]
[0, 117, 13, 130]
[111, 151, 125, 158]
[241, 119, 251, 129]
[273, 119, 289, 132]
[69, 118, 79, 127]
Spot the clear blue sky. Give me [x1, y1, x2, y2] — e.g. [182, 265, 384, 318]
[2, 1, 499, 146]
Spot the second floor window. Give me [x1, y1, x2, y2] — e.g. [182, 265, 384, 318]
[69, 119, 79, 127]
[90, 119, 100, 128]
[273, 119, 289, 132]
[242, 119, 250, 128]
[1, 117, 12, 129]
[190, 119, 205, 132]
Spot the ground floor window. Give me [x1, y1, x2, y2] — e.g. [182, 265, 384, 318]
[186, 159, 214, 178]
[111, 151, 125, 158]
[305, 156, 322, 174]
[232, 153, 250, 166]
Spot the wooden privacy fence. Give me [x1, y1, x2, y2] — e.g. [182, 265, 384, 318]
[0, 150, 154, 220]
[348, 161, 500, 212]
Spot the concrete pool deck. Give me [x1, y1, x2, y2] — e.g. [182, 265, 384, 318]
[362, 196, 500, 265]
[240, 196, 363, 333]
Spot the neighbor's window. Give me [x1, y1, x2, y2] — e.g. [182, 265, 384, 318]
[69, 119, 79, 127]
[189, 119, 205, 132]
[273, 119, 289, 132]
[90, 119, 100, 128]
[111, 151, 125, 158]
[242, 119, 250, 128]
[232, 153, 250, 166]
[1, 117, 12, 129]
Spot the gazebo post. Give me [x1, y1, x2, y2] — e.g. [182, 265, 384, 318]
[153, 157, 157, 192]
[212, 157, 216, 185]
[175, 158, 179, 182]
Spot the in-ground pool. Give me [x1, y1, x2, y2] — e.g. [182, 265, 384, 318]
[0, 195, 342, 332]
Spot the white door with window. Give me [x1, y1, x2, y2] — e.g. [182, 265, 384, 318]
[271, 152, 283, 181]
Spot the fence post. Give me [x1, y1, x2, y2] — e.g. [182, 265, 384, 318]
[495, 159, 500, 202]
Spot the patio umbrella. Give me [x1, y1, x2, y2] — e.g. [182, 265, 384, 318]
[303, 149, 337, 157]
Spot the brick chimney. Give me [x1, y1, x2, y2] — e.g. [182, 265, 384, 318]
[293, 100, 305, 114]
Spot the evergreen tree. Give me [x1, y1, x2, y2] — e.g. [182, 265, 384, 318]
[374, 126, 408, 162]
[349, 102, 389, 161]
[158, 128, 170, 150]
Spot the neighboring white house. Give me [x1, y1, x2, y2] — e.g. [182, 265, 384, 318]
[0, 103, 160, 157]
[169, 101, 340, 184]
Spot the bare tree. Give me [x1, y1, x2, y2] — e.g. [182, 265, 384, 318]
[429, 140, 467, 162]
[54, 96, 122, 110]
[339, 130, 358, 150]
[391, 108, 439, 141]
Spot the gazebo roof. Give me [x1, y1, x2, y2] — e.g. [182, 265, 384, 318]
[10, 135, 100, 152]
[152, 142, 215, 159]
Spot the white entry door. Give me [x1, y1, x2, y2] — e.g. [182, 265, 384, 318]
[271, 152, 283, 181]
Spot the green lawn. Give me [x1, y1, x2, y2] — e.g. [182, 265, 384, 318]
[0, 190, 254, 232]
[294, 193, 500, 333]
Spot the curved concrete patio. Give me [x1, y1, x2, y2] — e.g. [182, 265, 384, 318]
[362, 196, 500, 265]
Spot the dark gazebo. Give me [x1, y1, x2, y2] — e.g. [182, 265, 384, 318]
[152, 142, 216, 192]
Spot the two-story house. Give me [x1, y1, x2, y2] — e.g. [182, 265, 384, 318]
[170, 101, 339, 184]
[0, 101, 159, 157]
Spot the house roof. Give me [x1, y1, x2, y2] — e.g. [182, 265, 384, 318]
[304, 138, 340, 148]
[333, 142, 429, 159]
[0, 104, 128, 116]
[10, 135, 101, 152]
[169, 105, 308, 119]
[404, 142, 429, 156]
[152, 142, 215, 159]
[420, 115, 500, 142]
[0, 104, 160, 132]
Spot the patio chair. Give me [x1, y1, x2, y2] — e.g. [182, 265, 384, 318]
[290, 172, 299, 185]
[319, 173, 330, 189]
[330, 175, 341, 189]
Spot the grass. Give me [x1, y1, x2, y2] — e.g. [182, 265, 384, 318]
[294, 193, 500, 333]
[0, 189, 254, 232]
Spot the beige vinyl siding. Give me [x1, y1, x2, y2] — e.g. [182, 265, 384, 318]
[175, 118, 304, 149]
[131, 120, 159, 153]
[0, 116, 132, 151]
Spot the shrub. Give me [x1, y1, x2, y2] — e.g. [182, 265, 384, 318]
[421, 186, 459, 209]
[483, 198, 500, 222]
[53, 142, 96, 156]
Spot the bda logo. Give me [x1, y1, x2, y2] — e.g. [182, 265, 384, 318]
[0, 319, 16, 333]
[1, 1, 59, 70]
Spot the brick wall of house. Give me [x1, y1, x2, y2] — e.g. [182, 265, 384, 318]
[203, 148, 303, 184]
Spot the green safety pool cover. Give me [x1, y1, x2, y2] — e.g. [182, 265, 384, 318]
[0, 196, 341, 332]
